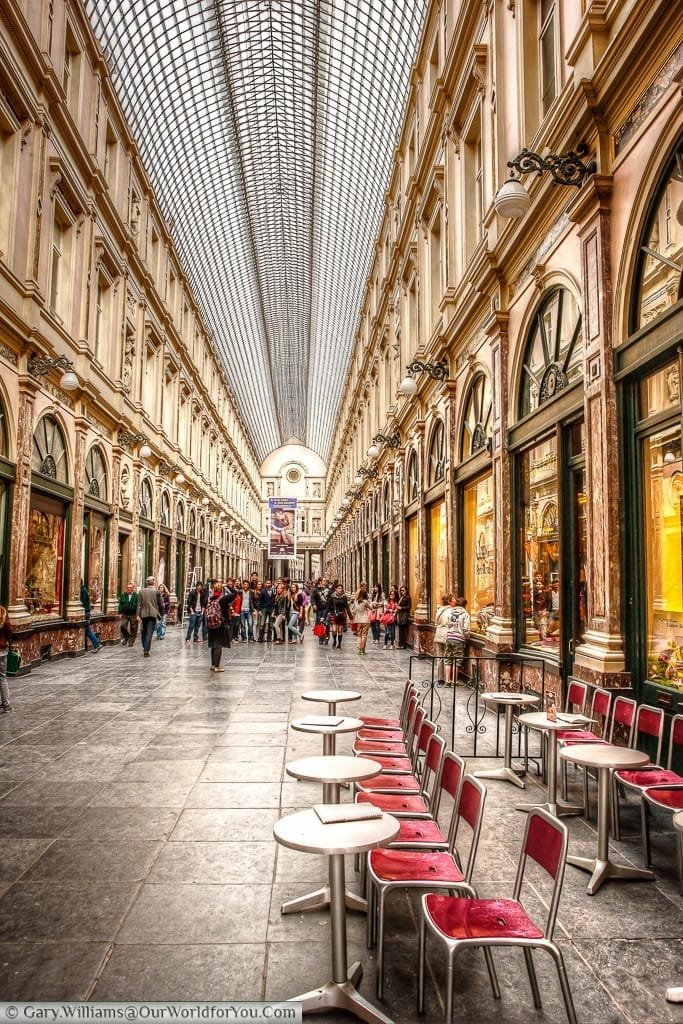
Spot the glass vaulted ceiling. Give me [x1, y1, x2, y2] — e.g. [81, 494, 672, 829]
[85, 0, 427, 465]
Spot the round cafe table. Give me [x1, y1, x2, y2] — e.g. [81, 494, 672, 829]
[281, 755, 382, 915]
[291, 715, 364, 756]
[302, 688, 362, 716]
[274, 808, 400, 1023]
[559, 743, 654, 895]
[473, 691, 540, 789]
[516, 710, 588, 817]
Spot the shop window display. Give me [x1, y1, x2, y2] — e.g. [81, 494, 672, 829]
[463, 473, 494, 634]
[428, 501, 447, 620]
[24, 500, 65, 615]
[519, 437, 560, 649]
[641, 370, 683, 689]
[82, 512, 106, 614]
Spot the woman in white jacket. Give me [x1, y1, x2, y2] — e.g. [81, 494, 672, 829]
[352, 583, 371, 656]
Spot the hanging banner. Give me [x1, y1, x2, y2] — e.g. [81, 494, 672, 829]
[269, 498, 297, 558]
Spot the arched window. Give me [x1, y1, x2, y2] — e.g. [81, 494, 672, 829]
[427, 420, 446, 486]
[405, 449, 419, 503]
[519, 287, 583, 418]
[0, 394, 8, 457]
[85, 446, 108, 501]
[176, 500, 186, 533]
[199, 515, 206, 541]
[160, 490, 171, 527]
[632, 138, 683, 330]
[188, 509, 196, 537]
[462, 373, 493, 458]
[382, 482, 390, 523]
[32, 416, 68, 483]
[139, 478, 153, 520]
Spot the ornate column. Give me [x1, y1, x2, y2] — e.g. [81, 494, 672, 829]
[169, 490, 179, 606]
[8, 375, 39, 625]
[568, 176, 628, 686]
[64, 415, 88, 620]
[444, 379, 458, 597]
[484, 310, 514, 653]
[131, 460, 142, 584]
[106, 445, 123, 613]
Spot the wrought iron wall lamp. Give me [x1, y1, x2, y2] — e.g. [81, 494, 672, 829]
[399, 358, 448, 395]
[27, 353, 79, 391]
[495, 143, 597, 218]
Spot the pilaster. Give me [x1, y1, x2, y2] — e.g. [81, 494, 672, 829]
[8, 375, 39, 625]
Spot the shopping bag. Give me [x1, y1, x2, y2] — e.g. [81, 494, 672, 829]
[313, 623, 327, 637]
[7, 647, 21, 675]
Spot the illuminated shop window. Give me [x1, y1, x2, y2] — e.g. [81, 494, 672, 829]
[463, 473, 495, 635]
[640, 361, 683, 688]
[519, 437, 560, 650]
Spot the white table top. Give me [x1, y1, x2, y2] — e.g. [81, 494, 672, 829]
[286, 755, 382, 785]
[559, 743, 650, 771]
[301, 689, 362, 704]
[519, 710, 589, 733]
[291, 716, 364, 735]
[481, 691, 540, 706]
[274, 807, 400, 855]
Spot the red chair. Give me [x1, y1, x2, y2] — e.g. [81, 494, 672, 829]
[612, 708, 676, 840]
[558, 687, 613, 807]
[353, 701, 423, 758]
[418, 808, 577, 1024]
[358, 680, 416, 731]
[355, 720, 437, 794]
[367, 774, 486, 998]
[561, 695, 636, 816]
[384, 752, 466, 852]
[356, 732, 445, 819]
[356, 694, 420, 743]
[640, 784, 683, 889]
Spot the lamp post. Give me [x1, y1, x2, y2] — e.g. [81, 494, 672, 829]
[399, 358, 448, 395]
[27, 354, 79, 391]
[494, 143, 596, 219]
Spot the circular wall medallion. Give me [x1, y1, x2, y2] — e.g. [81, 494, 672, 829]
[286, 467, 301, 483]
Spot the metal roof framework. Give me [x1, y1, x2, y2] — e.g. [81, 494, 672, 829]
[85, 0, 427, 464]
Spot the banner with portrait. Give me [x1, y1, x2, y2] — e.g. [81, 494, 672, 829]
[269, 498, 297, 558]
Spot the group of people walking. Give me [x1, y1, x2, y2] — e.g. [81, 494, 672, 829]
[310, 577, 412, 653]
[115, 578, 171, 657]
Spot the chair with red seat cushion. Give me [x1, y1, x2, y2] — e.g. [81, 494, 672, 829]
[612, 708, 677, 840]
[366, 774, 486, 998]
[418, 807, 577, 1024]
[640, 783, 683, 888]
[561, 695, 636, 816]
[558, 687, 613, 806]
[383, 752, 467, 852]
[356, 730, 445, 820]
[355, 721, 438, 794]
[358, 680, 416, 731]
[353, 702, 424, 758]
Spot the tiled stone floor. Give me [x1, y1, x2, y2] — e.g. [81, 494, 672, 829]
[0, 628, 681, 1023]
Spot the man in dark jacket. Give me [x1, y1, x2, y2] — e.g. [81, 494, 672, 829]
[118, 582, 139, 646]
[258, 580, 276, 642]
[139, 575, 164, 657]
[185, 582, 207, 644]
[311, 577, 330, 645]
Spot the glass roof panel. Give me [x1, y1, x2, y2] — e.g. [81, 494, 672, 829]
[85, 0, 427, 464]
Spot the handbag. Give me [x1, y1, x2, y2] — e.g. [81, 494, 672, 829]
[7, 646, 20, 675]
[380, 611, 395, 627]
[313, 623, 327, 637]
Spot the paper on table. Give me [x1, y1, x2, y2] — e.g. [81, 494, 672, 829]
[300, 715, 344, 727]
[556, 713, 592, 724]
[315, 803, 383, 824]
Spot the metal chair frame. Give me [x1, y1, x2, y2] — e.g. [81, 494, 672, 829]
[418, 807, 577, 1024]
